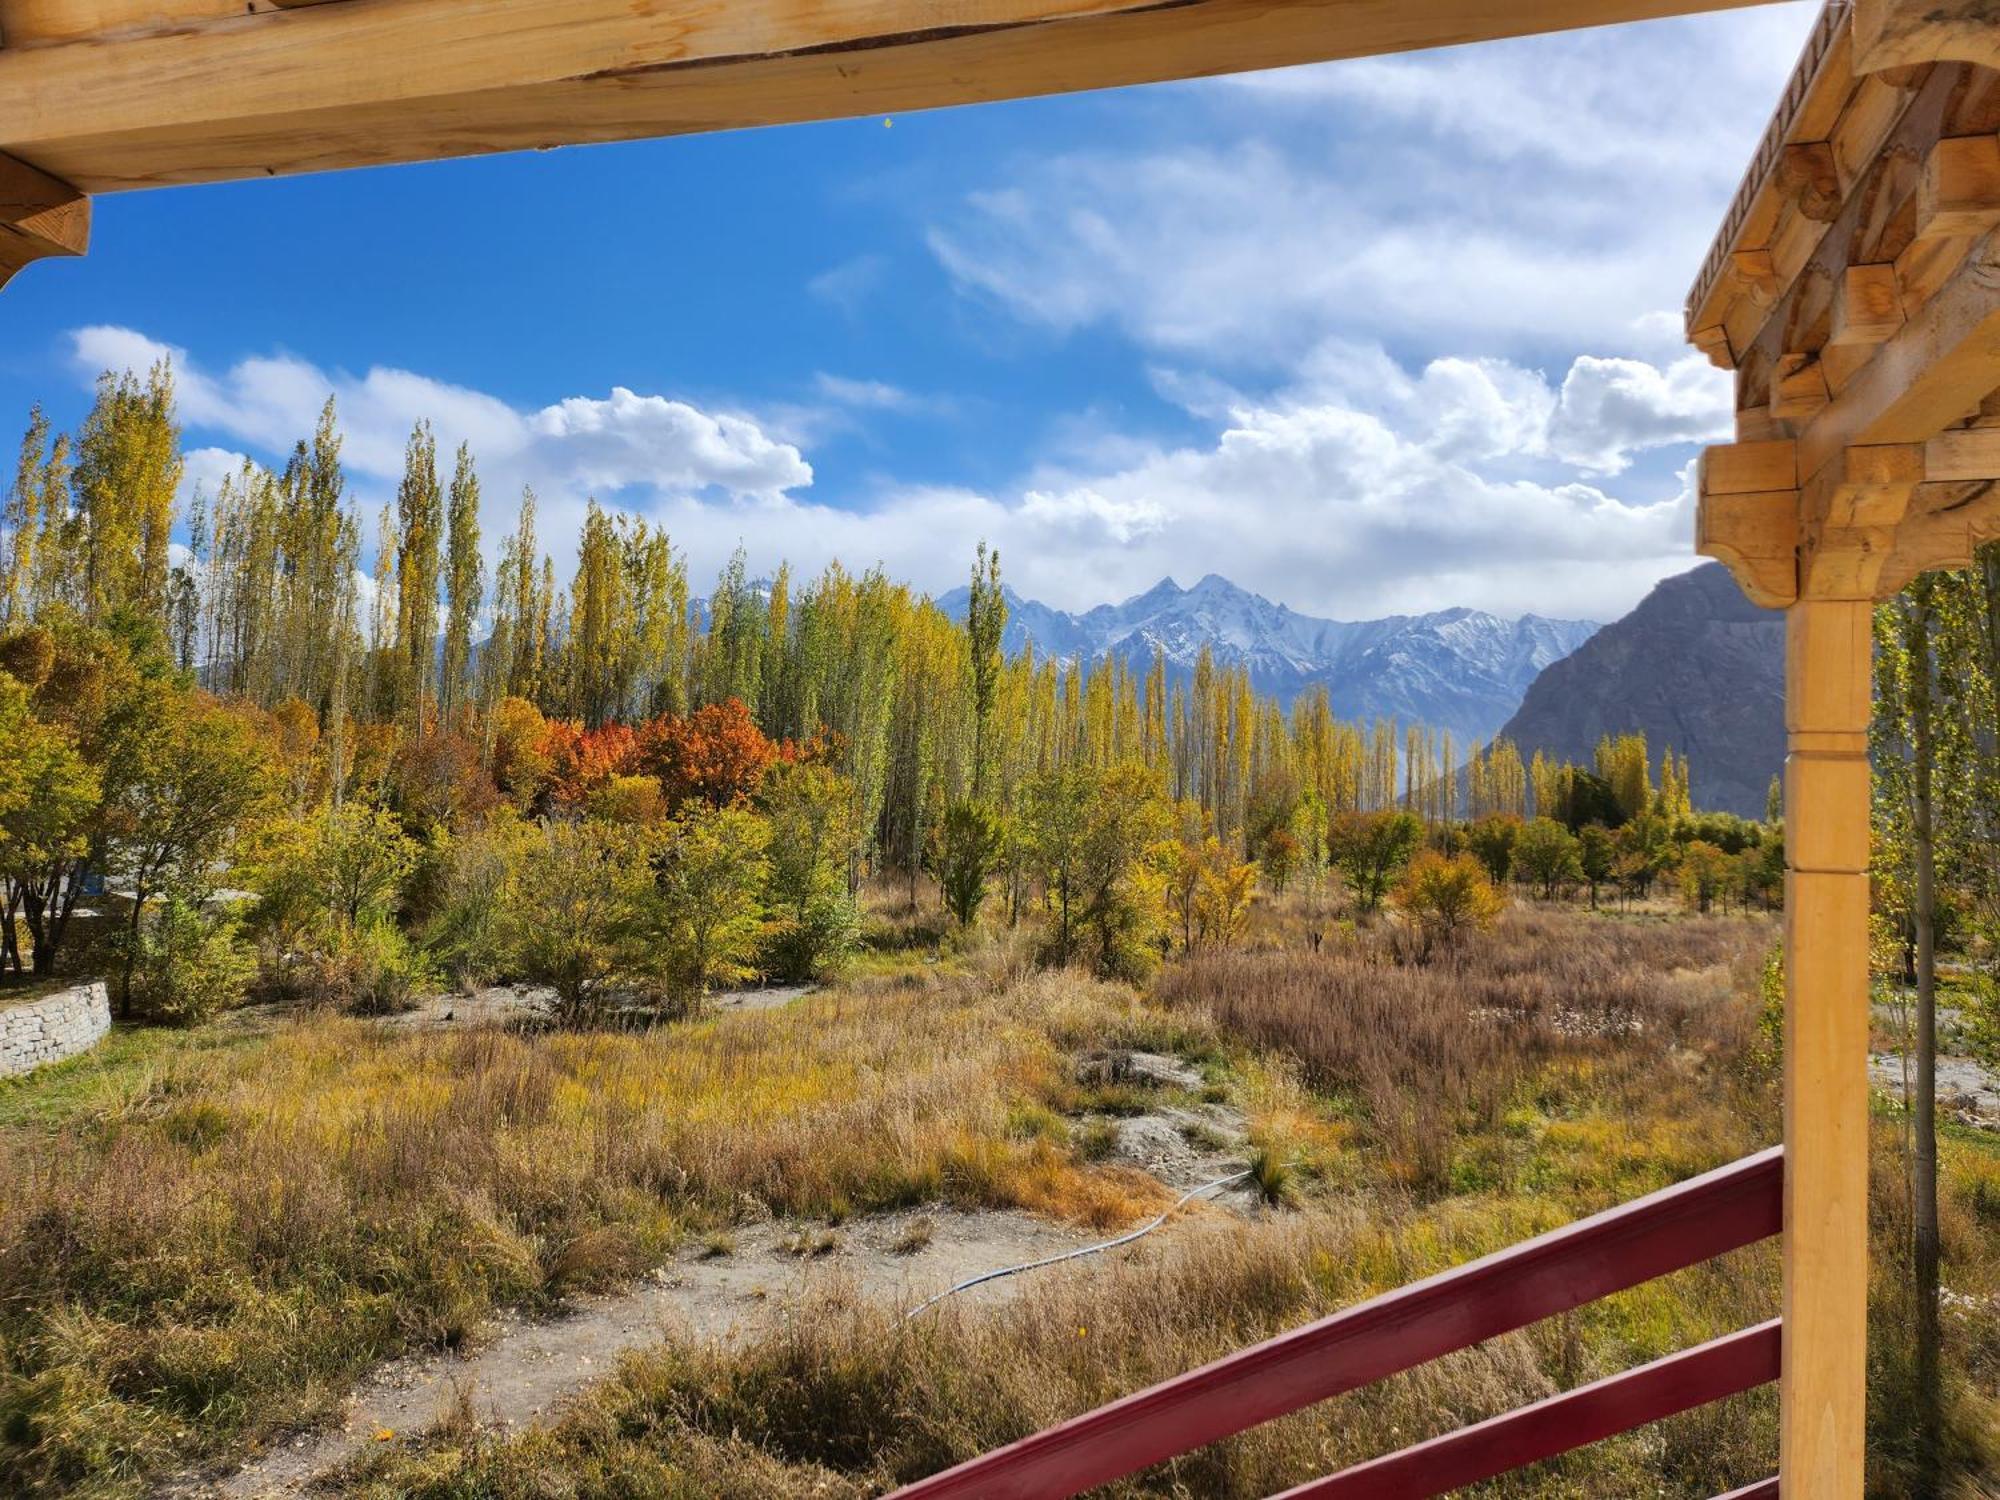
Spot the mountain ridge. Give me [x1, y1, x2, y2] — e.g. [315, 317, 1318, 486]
[936, 574, 1598, 748]
[1493, 562, 1784, 818]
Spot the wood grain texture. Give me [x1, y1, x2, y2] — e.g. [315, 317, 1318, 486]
[0, 0, 1767, 193]
[0, 146, 86, 290]
[1781, 595, 1873, 1500]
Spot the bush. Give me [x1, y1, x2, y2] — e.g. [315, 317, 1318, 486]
[421, 814, 533, 989]
[125, 897, 255, 1026]
[305, 915, 437, 1016]
[504, 819, 656, 1026]
[762, 891, 860, 985]
[1391, 852, 1503, 955]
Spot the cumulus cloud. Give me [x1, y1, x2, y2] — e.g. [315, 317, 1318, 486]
[73, 324, 1702, 626]
[71, 326, 812, 564]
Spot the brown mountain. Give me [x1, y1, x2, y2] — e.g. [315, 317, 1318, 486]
[1495, 562, 1784, 818]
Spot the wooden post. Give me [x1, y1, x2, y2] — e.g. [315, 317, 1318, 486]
[1781, 598, 1873, 1499]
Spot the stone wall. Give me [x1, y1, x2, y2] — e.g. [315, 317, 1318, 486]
[0, 979, 111, 1078]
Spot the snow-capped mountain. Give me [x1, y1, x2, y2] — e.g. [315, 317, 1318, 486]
[936, 574, 1598, 747]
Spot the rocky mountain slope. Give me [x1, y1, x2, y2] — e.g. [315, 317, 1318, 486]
[1494, 562, 1784, 818]
[937, 574, 1597, 747]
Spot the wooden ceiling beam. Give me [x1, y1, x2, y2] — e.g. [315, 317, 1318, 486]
[0, 0, 1769, 195]
[0, 2, 344, 50]
[1855, 0, 2000, 74]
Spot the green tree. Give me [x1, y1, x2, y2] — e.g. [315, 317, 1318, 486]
[1576, 823, 1615, 909]
[1021, 764, 1093, 963]
[299, 801, 419, 936]
[1675, 840, 1729, 914]
[758, 761, 860, 979]
[965, 542, 1006, 801]
[1514, 816, 1582, 901]
[393, 421, 442, 726]
[105, 692, 277, 1014]
[932, 798, 1004, 929]
[653, 805, 772, 996]
[1074, 762, 1171, 979]
[1329, 810, 1423, 914]
[1465, 814, 1520, 884]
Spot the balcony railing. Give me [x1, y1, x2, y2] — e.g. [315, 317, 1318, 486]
[886, 1145, 1784, 1500]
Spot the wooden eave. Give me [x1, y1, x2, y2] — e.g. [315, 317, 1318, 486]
[0, 0, 1767, 199]
[1690, 0, 2000, 610]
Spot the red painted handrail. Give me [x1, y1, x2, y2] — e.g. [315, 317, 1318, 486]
[1272, 1320, 1781, 1498]
[887, 1147, 1782, 1500]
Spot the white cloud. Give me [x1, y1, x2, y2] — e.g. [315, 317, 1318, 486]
[926, 5, 1818, 366]
[71, 326, 812, 565]
[1545, 354, 1733, 474]
[807, 254, 890, 315]
[72, 324, 1703, 626]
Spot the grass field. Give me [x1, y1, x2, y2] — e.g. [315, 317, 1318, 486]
[2, 903, 1995, 1498]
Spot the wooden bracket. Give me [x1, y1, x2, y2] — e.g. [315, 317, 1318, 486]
[1915, 135, 2000, 243]
[1779, 142, 1844, 224]
[1800, 444, 1923, 598]
[0, 151, 89, 290]
[1696, 440, 1801, 608]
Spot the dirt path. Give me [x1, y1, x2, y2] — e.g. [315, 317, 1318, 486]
[381, 983, 817, 1031]
[156, 1043, 1247, 1499]
[162, 1208, 1093, 1499]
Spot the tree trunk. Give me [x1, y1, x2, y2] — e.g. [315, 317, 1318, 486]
[1906, 586, 1943, 1495]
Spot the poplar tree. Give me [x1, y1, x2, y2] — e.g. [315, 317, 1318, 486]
[441, 442, 483, 723]
[72, 363, 181, 623]
[966, 542, 1006, 801]
[394, 421, 442, 727]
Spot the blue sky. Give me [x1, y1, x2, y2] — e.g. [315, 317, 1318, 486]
[1, 2, 1816, 624]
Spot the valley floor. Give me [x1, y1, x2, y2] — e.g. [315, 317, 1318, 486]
[2, 904, 1995, 1499]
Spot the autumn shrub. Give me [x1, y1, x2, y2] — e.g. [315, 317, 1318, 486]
[1390, 851, 1503, 954]
[122, 896, 255, 1026]
[420, 813, 533, 989]
[501, 818, 655, 1024]
[309, 913, 437, 1016]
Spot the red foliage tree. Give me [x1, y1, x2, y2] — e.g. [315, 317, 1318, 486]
[638, 699, 777, 811]
[539, 720, 642, 810]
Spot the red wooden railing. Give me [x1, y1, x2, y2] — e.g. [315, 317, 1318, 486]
[887, 1146, 1784, 1500]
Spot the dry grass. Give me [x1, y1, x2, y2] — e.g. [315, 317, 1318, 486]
[1157, 909, 1777, 1195]
[5, 904, 1995, 1498]
[0, 962, 1196, 1497]
[332, 1205, 1781, 1499]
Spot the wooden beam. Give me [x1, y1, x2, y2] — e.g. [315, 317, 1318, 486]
[0, 0, 1772, 194]
[1855, 0, 2000, 74]
[1914, 135, 2000, 243]
[1828, 263, 1904, 347]
[1878, 477, 2000, 592]
[1781, 596, 1873, 1500]
[0, 147, 87, 290]
[1798, 226, 2000, 482]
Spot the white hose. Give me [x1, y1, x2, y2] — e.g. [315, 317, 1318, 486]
[903, 1168, 1254, 1320]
